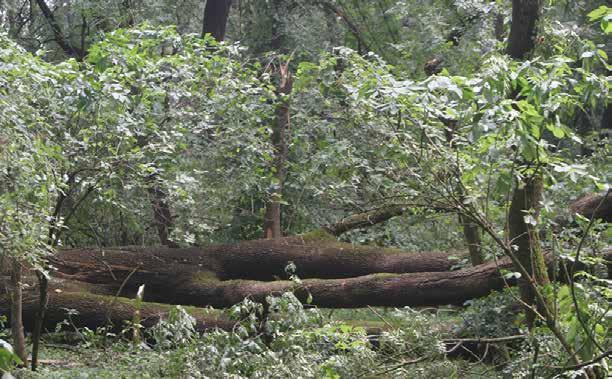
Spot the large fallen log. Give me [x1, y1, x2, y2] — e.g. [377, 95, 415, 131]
[0, 289, 234, 334]
[50, 231, 460, 283]
[1, 193, 606, 334]
[142, 256, 520, 308]
[569, 191, 611, 222]
[2, 255, 518, 333]
[0, 292, 235, 332]
[14, 253, 525, 314]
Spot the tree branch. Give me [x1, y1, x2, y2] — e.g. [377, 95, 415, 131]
[35, 0, 84, 59]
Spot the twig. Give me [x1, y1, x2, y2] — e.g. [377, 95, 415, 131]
[566, 190, 609, 354]
[554, 349, 611, 372]
[366, 305, 395, 329]
[443, 335, 525, 344]
[365, 355, 428, 378]
[104, 265, 140, 327]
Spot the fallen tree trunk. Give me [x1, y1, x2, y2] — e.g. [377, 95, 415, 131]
[569, 191, 611, 222]
[1, 193, 604, 334]
[323, 192, 609, 236]
[0, 287, 234, 334]
[2, 255, 521, 333]
[50, 231, 460, 283]
[14, 253, 524, 311]
[158, 256, 521, 308]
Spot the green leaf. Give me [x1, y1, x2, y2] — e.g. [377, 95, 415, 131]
[603, 18, 612, 34]
[0, 340, 22, 372]
[587, 6, 609, 22]
[546, 123, 565, 138]
[597, 49, 609, 60]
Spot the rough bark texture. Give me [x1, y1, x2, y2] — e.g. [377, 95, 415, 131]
[507, 0, 542, 59]
[508, 176, 550, 325]
[506, 0, 548, 327]
[460, 214, 483, 266]
[263, 63, 292, 239]
[0, 254, 530, 334]
[0, 286, 234, 334]
[146, 176, 177, 248]
[0, 195, 602, 335]
[49, 232, 459, 283]
[569, 191, 611, 222]
[9, 259, 27, 365]
[324, 205, 407, 236]
[162, 257, 520, 309]
[202, 0, 233, 41]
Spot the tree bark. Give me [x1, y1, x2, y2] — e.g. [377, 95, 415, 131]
[202, 0, 233, 41]
[9, 259, 27, 365]
[506, 0, 549, 328]
[146, 175, 178, 248]
[0, 196, 599, 335]
[263, 62, 292, 239]
[0, 287, 234, 334]
[324, 205, 408, 236]
[460, 214, 483, 266]
[508, 176, 550, 326]
[0, 253, 535, 334]
[150, 256, 522, 309]
[569, 191, 611, 223]
[507, 0, 542, 59]
[49, 232, 459, 283]
[35, 0, 84, 59]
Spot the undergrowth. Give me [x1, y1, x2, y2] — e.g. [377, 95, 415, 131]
[3, 287, 603, 378]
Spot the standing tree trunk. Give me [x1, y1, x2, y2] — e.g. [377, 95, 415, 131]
[263, 62, 292, 239]
[9, 259, 27, 366]
[460, 214, 483, 266]
[146, 174, 177, 248]
[494, 12, 505, 42]
[506, 0, 549, 327]
[507, 0, 542, 59]
[440, 118, 484, 266]
[508, 176, 550, 325]
[202, 0, 233, 41]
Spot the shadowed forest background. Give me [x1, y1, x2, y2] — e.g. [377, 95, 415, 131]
[0, 0, 610, 378]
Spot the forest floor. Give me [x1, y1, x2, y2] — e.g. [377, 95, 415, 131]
[8, 305, 509, 379]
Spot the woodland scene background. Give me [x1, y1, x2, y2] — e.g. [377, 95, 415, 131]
[0, 0, 610, 377]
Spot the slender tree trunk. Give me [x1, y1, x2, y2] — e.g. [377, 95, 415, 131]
[440, 118, 484, 266]
[146, 175, 177, 247]
[506, 0, 551, 328]
[263, 63, 292, 239]
[9, 259, 27, 366]
[122, 0, 135, 27]
[460, 214, 483, 266]
[494, 13, 505, 42]
[35, 0, 84, 59]
[30, 271, 47, 371]
[202, 0, 233, 41]
[508, 176, 550, 326]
